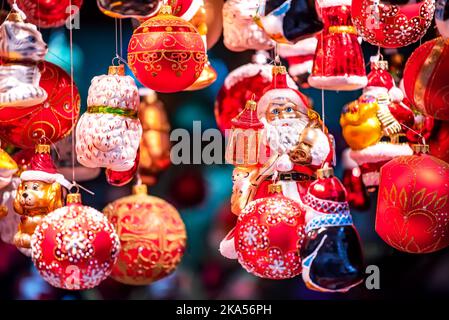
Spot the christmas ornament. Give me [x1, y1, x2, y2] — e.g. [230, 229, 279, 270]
[103, 184, 186, 285]
[214, 52, 298, 133]
[341, 148, 370, 211]
[96, 0, 162, 19]
[127, 5, 206, 93]
[31, 193, 120, 290]
[376, 144, 449, 254]
[138, 89, 171, 186]
[352, 0, 435, 48]
[0, 8, 48, 107]
[106, 152, 139, 187]
[169, 169, 206, 208]
[8, 0, 84, 28]
[13, 144, 68, 255]
[308, 0, 367, 91]
[254, 0, 323, 44]
[76, 65, 142, 172]
[436, 0, 449, 38]
[222, 0, 274, 52]
[234, 184, 306, 279]
[403, 37, 449, 121]
[301, 167, 364, 292]
[0, 61, 81, 149]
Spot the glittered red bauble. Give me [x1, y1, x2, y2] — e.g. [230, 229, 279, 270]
[127, 5, 206, 93]
[235, 194, 306, 279]
[403, 37, 449, 120]
[0, 61, 80, 149]
[351, 0, 435, 48]
[31, 194, 120, 290]
[8, 0, 84, 29]
[376, 148, 449, 254]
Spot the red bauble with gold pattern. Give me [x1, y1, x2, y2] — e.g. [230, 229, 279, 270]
[376, 145, 449, 254]
[8, 0, 84, 28]
[403, 37, 449, 120]
[351, 0, 435, 48]
[31, 194, 120, 290]
[234, 186, 306, 279]
[127, 5, 206, 93]
[103, 184, 187, 285]
[0, 61, 80, 149]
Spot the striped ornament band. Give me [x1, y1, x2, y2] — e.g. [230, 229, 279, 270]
[87, 106, 138, 119]
[305, 213, 353, 233]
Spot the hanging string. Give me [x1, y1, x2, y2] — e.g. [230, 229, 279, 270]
[320, 5, 326, 138]
[114, 18, 119, 61]
[69, 0, 76, 186]
[119, 19, 123, 60]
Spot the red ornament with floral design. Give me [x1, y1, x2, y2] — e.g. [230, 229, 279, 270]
[234, 185, 306, 279]
[103, 184, 187, 285]
[8, 0, 84, 29]
[403, 37, 449, 121]
[0, 61, 80, 149]
[127, 5, 206, 93]
[351, 0, 435, 48]
[31, 193, 120, 290]
[376, 145, 449, 254]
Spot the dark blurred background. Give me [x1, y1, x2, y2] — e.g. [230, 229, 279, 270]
[1, 0, 449, 300]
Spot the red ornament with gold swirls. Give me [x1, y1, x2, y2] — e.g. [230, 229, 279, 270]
[376, 145, 449, 254]
[127, 5, 206, 93]
[103, 184, 187, 285]
[0, 61, 80, 149]
[351, 0, 435, 48]
[8, 0, 84, 29]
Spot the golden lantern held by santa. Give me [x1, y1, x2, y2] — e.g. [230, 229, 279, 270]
[103, 184, 187, 285]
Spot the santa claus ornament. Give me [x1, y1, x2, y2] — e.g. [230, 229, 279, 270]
[31, 193, 120, 290]
[308, 0, 367, 90]
[76, 65, 142, 173]
[301, 167, 364, 293]
[352, 0, 435, 48]
[127, 5, 206, 93]
[403, 37, 449, 121]
[234, 184, 306, 279]
[0, 7, 48, 107]
[103, 184, 187, 285]
[376, 144, 449, 254]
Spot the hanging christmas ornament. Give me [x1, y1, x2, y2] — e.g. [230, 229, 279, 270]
[13, 144, 68, 255]
[436, 0, 449, 38]
[0, 8, 48, 107]
[403, 37, 449, 121]
[31, 193, 120, 290]
[7, 0, 84, 28]
[106, 152, 139, 187]
[301, 167, 364, 293]
[222, 0, 274, 52]
[76, 65, 142, 172]
[352, 0, 435, 48]
[376, 144, 449, 254]
[138, 89, 171, 186]
[254, 0, 323, 44]
[341, 148, 370, 211]
[103, 184, 186, 285]
[97, 0, 162, 19]
[0, 61, 81, 149]
[214, 52, 298, 133]
[308, 0, 367, 91]
[128, 5, 206, 93]
[234, 184, 306, 279]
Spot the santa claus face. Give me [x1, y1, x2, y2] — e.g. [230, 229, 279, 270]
[265, 97, 305, 122]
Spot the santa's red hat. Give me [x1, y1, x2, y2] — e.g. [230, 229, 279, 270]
[257, 66, 310, 120]
[364, 58, 404, 102]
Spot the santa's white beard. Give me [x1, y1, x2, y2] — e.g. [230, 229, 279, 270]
[263, 118, 308, 154]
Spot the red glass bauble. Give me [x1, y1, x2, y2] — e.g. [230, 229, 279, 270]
[403, 37, 449, 120]
[31, 194, 120, 290]
[8, 0, 84, 29]
[376, 148, 449, 253]
[235, 193, 306, 279]
[127, 5, 206, 93]
[351, 0, 435, 48]
[0, 61, 80, 149]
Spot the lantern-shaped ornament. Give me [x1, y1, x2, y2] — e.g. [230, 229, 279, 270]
[352, 0, 435, 48]
[103, 184, 187, 285]
[127, 5, 206, 93]
[76, 65, 142, 172]
[31, 193, 120, 290]
[376, 144, 449, 254]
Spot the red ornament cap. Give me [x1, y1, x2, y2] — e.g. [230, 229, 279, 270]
[366, 60, 395, 91]
[20, 144, 64, 183]
[231, 98, 264, 129]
